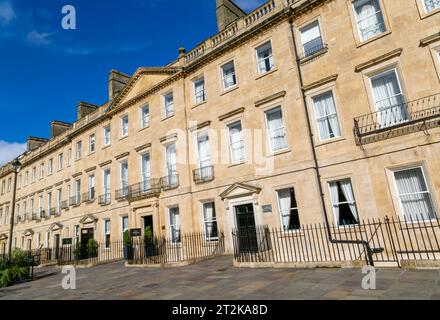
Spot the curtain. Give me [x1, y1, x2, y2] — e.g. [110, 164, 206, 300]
[198, 135, 211, 168]
[425, 0, 440, 12]
[257, 42, 274, 73]
[313, 92, 341, 141]
[170, 208, 180, 243]
[166, 144, 177, 185]
[340, 180, 359, 223]
[223, 62, 236, 88]
[278, 188, 292, 230]
[394, 168, 436, 221]
[229, 123, 244, 161]
[354, 0, 385, 41]
[203, 203, 217, 237]
[266, 108, 287, 151]
[330, 182, 340, 224]
[371, 70, 407, 127]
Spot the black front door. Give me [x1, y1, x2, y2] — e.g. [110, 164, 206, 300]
[143, 216, 154, 235]
[54, 235, 60, 259]
[80, 228, 94, 259]
[235, 204, 258, 253]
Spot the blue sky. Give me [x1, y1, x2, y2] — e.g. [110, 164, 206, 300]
[0, 0, 266, 165]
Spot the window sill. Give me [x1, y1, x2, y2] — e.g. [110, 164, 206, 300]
[266, 148, 291, 158]
[119, 135, 128, 142]
[89, 151, 96, 156]
[139, 125, 150, 133]
[315, 137, 346, 147]
[220, 85, 239, 96]
[255, 68, 278, 80]
[191, 100, 207, 109]
[355, 30, 392, 48]
[299, 47, 328, 65]
[161, 114, 175, 122]
[102, 144, 111, 150]
[228, 160, 247, 168]
[420, 8, 440, 20]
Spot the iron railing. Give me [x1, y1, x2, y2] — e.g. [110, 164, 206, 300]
[61, 200, 69, 210]
[193, 166, 214, 184]
[82, 189, 95, 203]
[115, 187, 129, 201]
[128, 179, 161, 200]
[98, 194, 111, 206]
[160, 174, 179, 190]
[354, 93, 440, 145]
[128, 231, 225, 265]
[70, 195, 81, 207]
[232, 216, 440, 267]
[298, 43, 328, 61]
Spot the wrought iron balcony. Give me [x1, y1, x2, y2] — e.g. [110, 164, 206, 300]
[128, 179, 161, 200]
[298, 43, 328, 63]
[193, 166, 214, 184]
[30, 213, 40, 221]
[115, 187, 129, 201]
[82, 189, 96, 203]
[61, 200, 69, 210]
[49, 208, 57, 216]
[353, 93, 440, 146]
[99, 194, 111, 206]
[160, 174, 179, 191]
[70, 195, 81, 207]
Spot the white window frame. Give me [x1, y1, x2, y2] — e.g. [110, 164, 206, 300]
[299, 20, 323, 57]
[120, 160, 129, 196]
[193, 77, 206, 104]
[168, 206, 181, 244]
[104, 219, 111, 249]
[202, 201, 218, 241]
[227, 120, 245, 163]
[58, 153, 63, 171]
[311, 91, 342, 142]
[57, 189, 62, 214]
[140, 105, 150, 129]
[328, 179, 360, 227]
[121, 216, 129, 240]
[221, 60, 237, 91]
[75, 179, 81, 204]
[276, 187, 301, 232]
[264, 106, 288, 153]
[103, 125, 111, 146]
[255, 41, 275, 75]
[392, 166, 437, 222]
[422, 0, 440, 13]
[88, 175, 95, 200]
[103, 168, 111, 203]
[48, 159, 53, 175]
[76, 141, 82, 160]
[89, 134, 96, 154]
[121, 115, 129, 138]
[40, 163, 45, 179]
[353, 0, 386, 42]
[163, 92, 174, 118]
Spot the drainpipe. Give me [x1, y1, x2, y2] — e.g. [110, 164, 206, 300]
[287, 14, 374, 266]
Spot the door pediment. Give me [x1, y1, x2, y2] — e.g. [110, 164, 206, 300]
[220, 183, 262, 200]
[79, 214, 98, 225]
[0, 233, 8, 241]
[48, 223, 63, 232]
[23, 229, 34, 237]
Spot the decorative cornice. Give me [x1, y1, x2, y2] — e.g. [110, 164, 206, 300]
[45, 186, 53, 191]
[85, 166, 97, 173]
[72, 172, 82, 178]
[64, 178, 71, 183]
[160, 133, 178, 143]
[255, 91, 286, 107]
[302, 74, 338, 92]
[115, 152, 130, 160]
[99, 160, 112, 168]
[219, 107, 245, 121]
[420, 32, 440, 47]
[188, 121, 212, 132]
[135, 143, 152, 153]
[55, 181, 63, 187]
[354, 48, 403, 72]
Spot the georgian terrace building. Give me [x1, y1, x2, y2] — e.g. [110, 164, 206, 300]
[0, 0, 439, 257]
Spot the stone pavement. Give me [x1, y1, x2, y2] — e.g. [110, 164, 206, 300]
[1, 256, 440, 300]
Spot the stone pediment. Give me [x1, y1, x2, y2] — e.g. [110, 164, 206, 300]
[79, 214, 98, 225]
[48, 223, 63, 232]
[23, 229, 34, 237]
[0, 233, 8, 240]
[220, 183, 262, 200]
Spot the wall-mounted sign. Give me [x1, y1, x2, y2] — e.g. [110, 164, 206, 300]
[130, 229, 142, 237]
[262, 205, 273, 213]
[62, 238, 73, 245]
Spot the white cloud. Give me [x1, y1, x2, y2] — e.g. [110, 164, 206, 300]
[0, 141, 26, 166]
[26, 31, 52, 46]
[0, 1, 15, 26]
[234, 0, 266, 11]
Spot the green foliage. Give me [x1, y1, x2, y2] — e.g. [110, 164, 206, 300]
[123, 230, 132, 247]
[144, 226, 153, 243]
[0, 249, 31, 288]
[86, 239, 98, 257]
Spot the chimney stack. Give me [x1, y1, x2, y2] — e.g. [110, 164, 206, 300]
[216, 0, 246, 32]
[51, 121, 72, 138]
[27, 137, 48, 151]
[77, 101, 99, 120]
[109, 70, 130, 100]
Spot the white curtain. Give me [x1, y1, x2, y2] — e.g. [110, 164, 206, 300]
[203, 203, 217, 237]
[354, 0, 385, 41]
[371, 70, 407, 127]
[142, 154, 151, 183]
[425, 0, 440, 12]
[165, 94, 174, 116]
[257, 42, 274, 73]
[394, 168, 436, 221]
[223, 62, 236, 88]
[340, 180, 359, 222]
[170, 208, 180, 243]
[278, 188, 292, 230]
[166, 144, 177, 185]
[312, 92, 341, 141]
[198, 135, 211, 168]
[229, 122, 244, 162]
[266, 108, 287, 151]
[329, 183, 340, 224]
[300, 21, 322, 54]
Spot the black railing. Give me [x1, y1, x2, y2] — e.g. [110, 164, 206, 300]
[115, 187, 129, 201]
[128, 231, 225, 265]
[98, 194, 111, 205]
[70, 195, 81, 206]
[82, 189, 95, 203]
[233, 216, 440, 266]
[298, 43, 328, 61]
[354, 93, 440, 146]
[193, 166, 214, 184]
[128, 179, 161, 200]
[61, 200, 69, 210]
[160, 174, 179, 190]
[49, 208, 57, 216]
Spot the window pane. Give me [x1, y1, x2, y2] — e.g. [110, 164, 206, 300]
[329, 180, 359, 226]
[222, 61, 236, 89]
[312, 92, 341, 141]
[266, 107, 287, 152]
[278, 188, 301, 230]
[424, 0, 440, 12]
[394, 168, 436, 221]
[257, 42, 274, 73]
[354, 0, 386, 41]
[228, 122, 244, 162]
[300, 21, 323, 56]
[194, 78, 206, 103]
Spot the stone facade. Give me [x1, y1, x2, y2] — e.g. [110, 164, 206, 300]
[0, 0, 439, 256]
